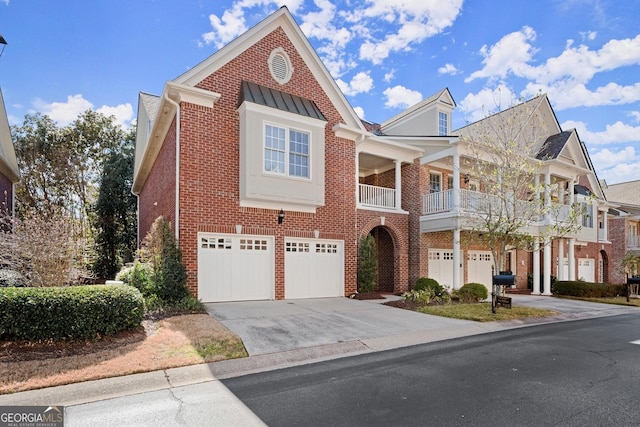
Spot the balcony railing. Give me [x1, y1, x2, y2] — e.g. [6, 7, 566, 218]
[629, 234, 640, 249]
[422, 189, 573, 224]
[358, 184, 396, 210]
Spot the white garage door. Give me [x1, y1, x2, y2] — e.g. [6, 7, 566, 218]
[198, 233, 273, 302]
[285, 238, 344, 299]
[578, 258, 595, 282]
[467, 251, 493, 293]
[428, 249, 454, 288]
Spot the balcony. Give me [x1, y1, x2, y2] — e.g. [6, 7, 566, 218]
[358, 184, 396, 210]
[422, 189, 574, 223]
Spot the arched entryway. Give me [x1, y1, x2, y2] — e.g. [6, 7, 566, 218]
[599, 250, 609, 284]
[370, 226, 395, 292]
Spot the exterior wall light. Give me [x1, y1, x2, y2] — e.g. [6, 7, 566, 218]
[278, 209, 285, 224]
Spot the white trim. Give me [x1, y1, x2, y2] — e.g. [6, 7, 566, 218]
[163, 92, 181, 241]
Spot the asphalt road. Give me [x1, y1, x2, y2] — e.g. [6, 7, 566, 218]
[224, 314, 640, 427]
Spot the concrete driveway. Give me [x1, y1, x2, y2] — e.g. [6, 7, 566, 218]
[204, 297, 472, 355]
[205, 294, 640, 356]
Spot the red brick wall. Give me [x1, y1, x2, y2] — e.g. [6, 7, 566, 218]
[171, 27, 357, 298]
[138, 119, 177, 243]
[608, 216, 627, 284]
[0, 172, 13, 214]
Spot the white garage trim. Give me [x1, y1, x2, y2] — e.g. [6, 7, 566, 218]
[198, 233, 274, 302]
[285, 238, 344, 299]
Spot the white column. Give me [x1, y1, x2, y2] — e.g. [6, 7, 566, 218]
[452, 153, 460, 210]
[602, 209, 608, 241]
[568, 180, 575, 205]
[453, 228, 461, 290]
[394, 160, 402, 210]
[543, 238, 552, 295]
[568, 238, 576, 281]
[534, 174, 541, 219]
[557, 238, 564, 281]
[355, 152, 360, 205]
[532, 239, 541, 295]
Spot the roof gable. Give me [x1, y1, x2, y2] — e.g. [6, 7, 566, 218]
[174, 6, 362, 130]
[381, 88, 455, 135]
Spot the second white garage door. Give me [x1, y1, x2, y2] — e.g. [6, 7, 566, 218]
[467, 250, 493, 293]
[285, 238, 344, 299]
[198, 233, 274, 302]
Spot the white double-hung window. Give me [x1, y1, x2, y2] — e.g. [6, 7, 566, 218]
[264, 124, 310, 178]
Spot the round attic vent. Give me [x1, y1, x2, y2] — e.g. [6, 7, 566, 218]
[269, 48, 293, 84]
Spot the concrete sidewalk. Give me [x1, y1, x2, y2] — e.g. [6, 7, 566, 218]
[1, 295, 638, 409]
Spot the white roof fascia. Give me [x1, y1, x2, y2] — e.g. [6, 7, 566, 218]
[0, 88, 19, 182]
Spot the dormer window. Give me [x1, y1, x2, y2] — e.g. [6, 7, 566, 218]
[438, 111, 448, 136]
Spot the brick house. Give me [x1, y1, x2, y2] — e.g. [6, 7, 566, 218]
[603, 180, 640, 283]
[133, 7, 423, 301]
[134, 7, 615, 302]
[0, 88, 19, 215]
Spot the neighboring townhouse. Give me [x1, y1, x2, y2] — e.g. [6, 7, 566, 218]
[0, 88, 20, 215]
[603, 180, 640, 283]
[134, 7, 614, 302]
[133, 7, 424, 301]
[371, 94, 612, 295]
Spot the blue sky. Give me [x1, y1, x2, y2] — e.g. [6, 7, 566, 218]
[1, 0, 639, 184]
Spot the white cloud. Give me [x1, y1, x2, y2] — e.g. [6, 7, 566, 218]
[353, 106, 365, 119]
[353, 0, 463, 64]
[562, 119, 640, 145]
[631, 111, 640, 123]
[457, 84, 518, 123]
[337, 71, 374, 96]
[523, 81, 640, 110]
[438, 63, 459, 75]
[590, 146, 640, 185]
[383, 69, 395, 82]
[465, 26, 538, 83]
[33, 94, 133, 127]
[580, 30, 597, 41]
[383, 85, 422, 109]
[599, 160, 640, 185]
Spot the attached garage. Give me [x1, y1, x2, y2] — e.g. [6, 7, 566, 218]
[428, 249, 455, 288]
[198, 233, 274, 302]
[578, 258, 595, 282]
[285, 238, 344, 299]
[467, 250, 493, 292]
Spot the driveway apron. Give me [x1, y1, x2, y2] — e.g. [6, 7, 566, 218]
[204, 297, 471, 355]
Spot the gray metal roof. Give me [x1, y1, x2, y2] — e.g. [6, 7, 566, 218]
[239, 81, 326, 121]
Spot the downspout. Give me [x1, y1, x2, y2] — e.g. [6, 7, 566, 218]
[163, 92, 180, 241]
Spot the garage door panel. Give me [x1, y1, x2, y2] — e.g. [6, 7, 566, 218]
[198, 234, 273, 302]
[285, 239, 343, 299]
[428, 249, 454, 288]
[467, 251, 493, 296]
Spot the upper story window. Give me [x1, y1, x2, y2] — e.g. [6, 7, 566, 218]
[430, 172, 441, 192]
[438, 112, 448, 136]
[264, 124, 310, 178]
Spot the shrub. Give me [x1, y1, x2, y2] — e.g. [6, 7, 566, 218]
[357, 234, 377, 293]
[0, 285, 144, 340]
[140, 217, 190, 304]
[458, 283, 489, 303]
[402, 289, 434, 305]
[116, 261, 154, 298]
[414, 277, 445, 296]
[527, 273, 557, 290]
[553, 281, 625, 298]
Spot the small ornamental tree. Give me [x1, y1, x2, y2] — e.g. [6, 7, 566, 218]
[140, 216, 189, 303]
[357, 234, 377, 293]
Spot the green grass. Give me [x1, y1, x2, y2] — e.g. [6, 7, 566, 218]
[194, 338, 248, 359]
[418, 302, 558, 322]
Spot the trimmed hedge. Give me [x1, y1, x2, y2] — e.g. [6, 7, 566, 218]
[553, 281, 625, 298]
[415, 278, 443, 294]
[0, 285, 144, 341]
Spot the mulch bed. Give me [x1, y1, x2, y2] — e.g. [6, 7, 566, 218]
[383, 299, 420, 311]
[350, 292, 386, 300]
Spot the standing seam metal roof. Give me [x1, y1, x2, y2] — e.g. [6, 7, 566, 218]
[239, 81, 326, 121]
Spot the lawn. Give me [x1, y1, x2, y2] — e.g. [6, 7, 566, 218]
[0, 314, 247, 395]
[418, 302, 558, 322]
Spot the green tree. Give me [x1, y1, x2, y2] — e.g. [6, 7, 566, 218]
[140, 216, 189, 303]
[357, 234, 377, 293]
[92, 128, 137, 279]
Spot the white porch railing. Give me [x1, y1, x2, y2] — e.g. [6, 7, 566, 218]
[359, 184, 396, 210]
[629, 234, 640, 249]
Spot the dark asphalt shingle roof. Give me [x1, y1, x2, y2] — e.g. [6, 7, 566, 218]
[537, 130, 572, 160]
[239, 81, 326, 121]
